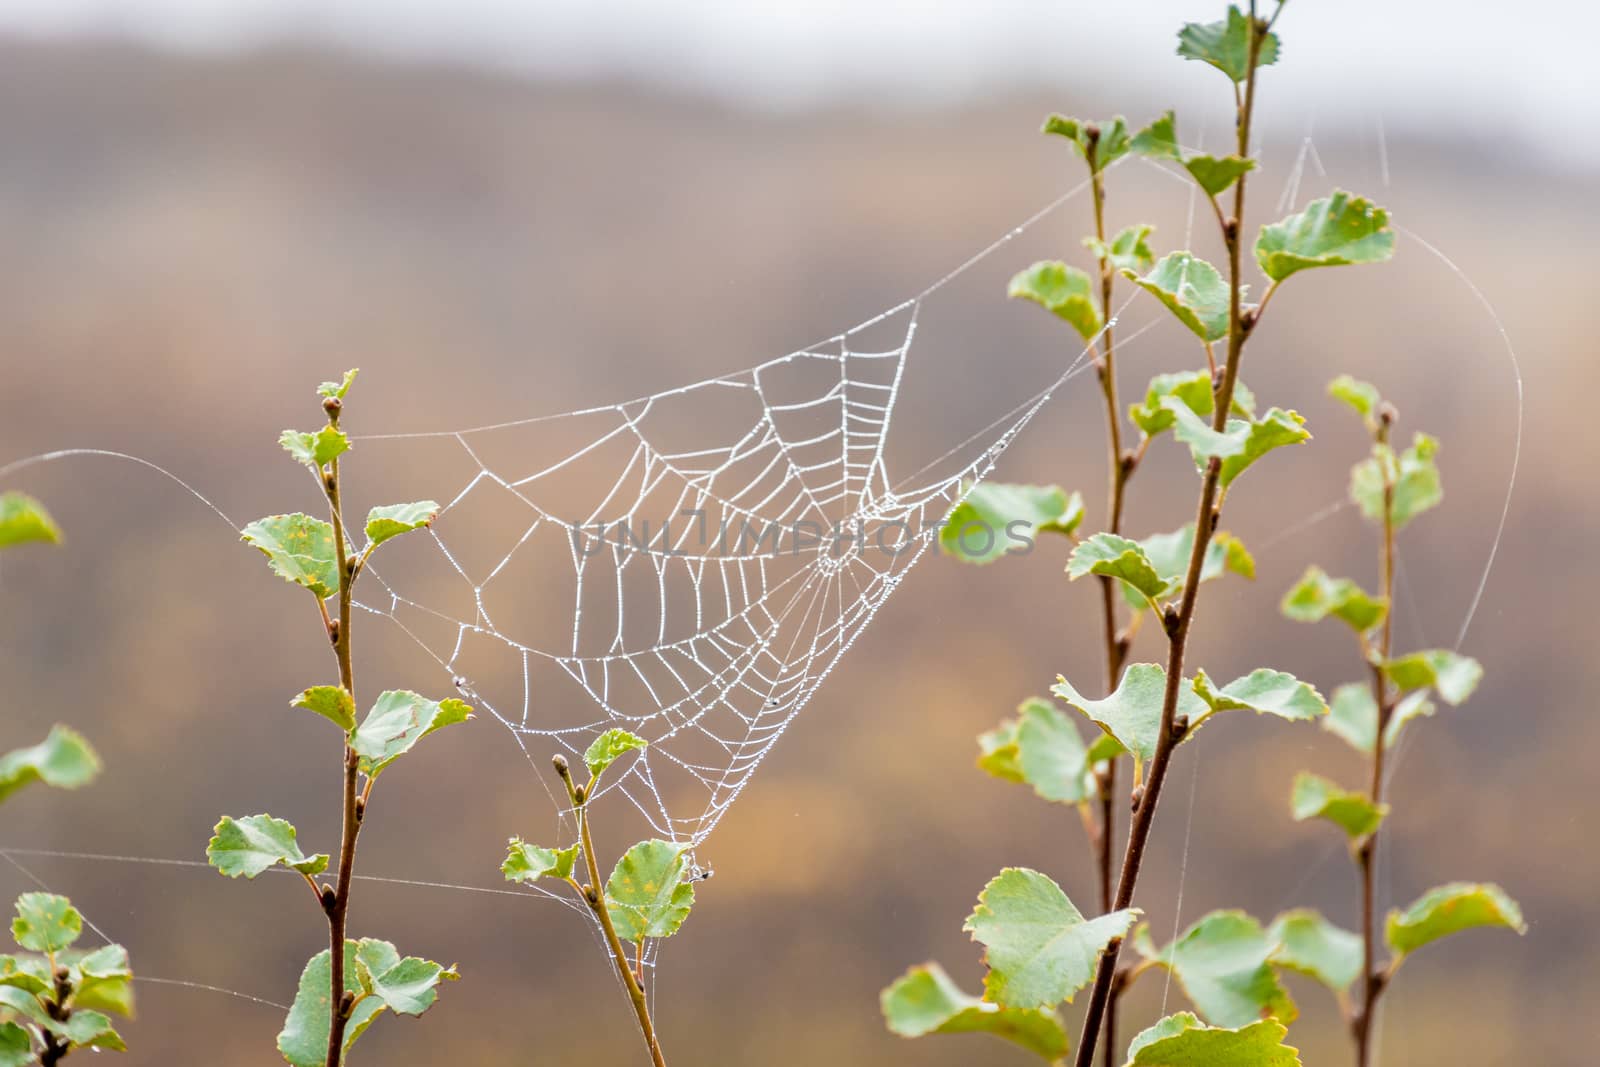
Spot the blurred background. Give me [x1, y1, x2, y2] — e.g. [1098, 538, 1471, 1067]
[0, 1, 1593, 1064]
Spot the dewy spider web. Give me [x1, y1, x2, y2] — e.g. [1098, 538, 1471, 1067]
[347, 177, 1127, 853]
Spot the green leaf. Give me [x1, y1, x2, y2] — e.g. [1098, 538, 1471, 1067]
[1124, 253, 1232, 343]
[1290, 773, 1386, 839]
[365, 501, 440, 548]
[1015, 698, 1097, 806]
[1164, 401, 1310, 488]
[1351, 433, 1442, 529]
[278, 426, 350, 470]
[941, 483, 1083, 565]
[289, 685, 357, 732]
[1041, 114, 1131, 174]
[352, 939, 458, 1017]
[317, 368, 359, 399]
[1322, 685, 1435, 754]
[1122, 525, 1254, 612]
[350, 691, 473, 779]
[278, 945, 386, 1067]
[1068, 534, 1172, 606]
[206, 814, 328, 879]
[1191, 669, 1327, 725]
[881, 963, 1069, 1058]
[1133, 911, 1296, 1028]
[1084, 224, 1156, 275]
[502, 839, 580, 884]
[1380, 650, 1483, 705]
[606, 840, 696, 943]
[1130, 112, 1255, 196]
[1279, 566, 1387, 632]
[1386, 883, 1526, 957]
[583, 728, 648, 781]
[1008, 262, 1103, 344]
[240, 513, 341, 601]
[976, 719, 1026, 785]
[11, 893, 81, 953]
[0, 1022, 31, 1067]
[55, 1010, 124, 1051]
[1131, 371, 1215, 438]
[1268, 910, 1362, 995]
[0, 726, 101, 805]
[1328, 375, 1384, 431]
[1126, 1013, 1301, 1066]
[964, 867, 1138, 1010]
[0, 492, 63, 548]
[63, 943, 135, 1017]
[1255, 191, 1395, 282]
[1053, 664, 1206, 769]
[0, 955, 52, 996]
[1176, 5, 1281, 84]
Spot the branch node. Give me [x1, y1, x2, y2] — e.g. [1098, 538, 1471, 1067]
[327, 618, 340, 646]
[1161, 603, 1180, 637]
[1129, 785, 1145, 813]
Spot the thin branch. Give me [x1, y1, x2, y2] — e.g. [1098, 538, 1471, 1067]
[1071, 10, 1269, 1064]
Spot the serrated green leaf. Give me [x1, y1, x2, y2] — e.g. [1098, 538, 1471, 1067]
[351, 691, 473, 779]
[1131, 112, 1255, 196]
[317, 369, 359, 399]
[1351, 433, 1442, 529]
[63, 943, 135, 1017]
[240, 513, 340, 601]
[11, 894, 81, 953]
[0, 954, 51, 996]
[352, 939, 458, 1017]
[1322, 685, 1435, 754]
[1053, 664, 1207, 769]
[1124, 253, 1232, 343]
[1164, 401, 1310, 488]
[0, 725, 101, 805]
[1279, 566, 1387, 633]
[1068, 534, 1172, 606]
[1176, 5, 1281, 84]
[584, 728, 648, 781]
[365, 501, 440, 548]
[56, 1009, 124, 1051]
[1126, 1012, 1300, 1066]
[606, 840, 695, 943]
[1016, 698, 1097, 805]
[206, 814, 328, 879]
[1268, 910, 1362, 995]
[1133, 911, 1296, 1028]
[976, 719, 1026, 785]
[1380, 650, 1483, 706]
[0, 492, 62, 548]
[1290, 773, 1386, 839]
[881, 963, 1069, 1057]
[1009, 262, 1103, 344]
[1121, 525, 1254, 613]
[502, 839, 580, 884]
[942, 482, 1083, 565]
[1085, 224, 1156, 275]
[289, 685, 357, 732]
[1130, 371, 1216, 438]
[1041, 114, 1130, 174]
[278, 426, 350, 470]
[278, 945, 386, 1067]
[1256, 191, 1394, 282]
[0, 1022, 30, 1067]
[965, 867, 1138, 1010]
[1192, 669, 1326, 726]
[1328, 375, 1383, 431]
[1386, 883, 1526, 957]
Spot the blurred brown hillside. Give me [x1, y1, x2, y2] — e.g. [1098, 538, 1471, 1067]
[0, 38, 1594, 1066]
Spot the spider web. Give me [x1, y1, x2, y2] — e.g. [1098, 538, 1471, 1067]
[349, 260, 1108, 852]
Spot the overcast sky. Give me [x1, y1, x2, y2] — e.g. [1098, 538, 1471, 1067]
[2, 1, 1591, 169]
